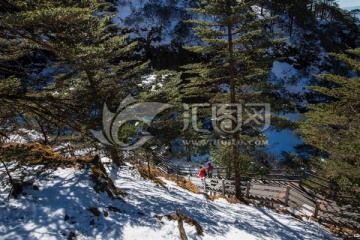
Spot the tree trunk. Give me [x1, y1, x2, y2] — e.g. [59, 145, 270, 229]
[226, 0, 241, 199]
[36, 119, 49, 145]
[1, 158, 14, 185]
[108, 146, 123, 166]
[186, 144, 192, 162]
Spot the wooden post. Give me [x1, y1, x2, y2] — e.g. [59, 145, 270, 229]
[314, 200, 320, 218]
[226, 167, 230, 179]
[203, 178, 206, 192]
[222, 179, 226, 195]
[285, 186, 291, 206]
[176, 209, 188, 240]
[246, 181, 251, 198]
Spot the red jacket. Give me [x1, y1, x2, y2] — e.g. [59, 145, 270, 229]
[198, 167, 206, 178]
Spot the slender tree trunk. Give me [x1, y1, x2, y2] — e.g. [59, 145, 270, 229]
[321, 0, 326, 20]
[226, 0, 241, 199]
[85, 70, 122, 166]
[186, 144, 192, 162]
[1, 158, 14, 185]
[36, 119, 48, 145]
[108, 147, 123, 166]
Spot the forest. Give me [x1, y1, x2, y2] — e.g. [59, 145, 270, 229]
[0, 0, 359, 239]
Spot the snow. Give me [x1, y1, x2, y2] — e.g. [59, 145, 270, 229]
[271, 61, 298, 80]
[251, 5, 271, 19]
[168, 155, 212, 168]
[139, 75, 157, 87]
[4, 129, 44, 144]
[138, 74, 169, 92]
[114, 0, 201, 47]
[0, 161, 339, 240]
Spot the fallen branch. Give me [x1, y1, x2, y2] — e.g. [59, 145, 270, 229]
[178, 210, 204, 236]
[176, 209, 188, 240]
[154, 209, 204, 237]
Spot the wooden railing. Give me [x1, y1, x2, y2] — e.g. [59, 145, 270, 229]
[175, 166, 303, 181]
[188, 176, 359, 231]
[153, 151, 360, 232]
[299, 171, 360, 230]
[155, 159, 359, 233]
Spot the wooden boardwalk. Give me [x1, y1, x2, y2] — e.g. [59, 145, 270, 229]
[155, 156, 360, 232]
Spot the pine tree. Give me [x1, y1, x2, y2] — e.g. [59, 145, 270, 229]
[299, 48, 360, 205]
[0, 0, 148, 164]
[0, 17, 77, 140]
[183, 0, 280, 198]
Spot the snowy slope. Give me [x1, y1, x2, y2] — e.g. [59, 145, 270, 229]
[115, 0, 199, 47]
[0, 161, 339, 240]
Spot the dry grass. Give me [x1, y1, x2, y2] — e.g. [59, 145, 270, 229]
[1, 142, 128, 200]
[137, 165, 201, 194]
[208, 194, 226, 201]
[208, 194, 251, 204]
[311, 218, 360, 238]
[137, 165, 166, 186]
[165, 175, 201, 194]
[1, 142, 93, 168]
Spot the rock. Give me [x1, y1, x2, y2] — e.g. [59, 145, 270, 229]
[67, 231, 76, 240]
[137, 212, 145, 216]
[107, 206, 122, 213]
[88, 207, 100, 217]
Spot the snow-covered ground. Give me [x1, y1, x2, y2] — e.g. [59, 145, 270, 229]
[0, 160, 338, 240]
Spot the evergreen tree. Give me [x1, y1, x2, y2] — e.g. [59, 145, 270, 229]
[299, 48, 360, 205]
[183, 0, 280, 198]
[0, 0, 148, 164]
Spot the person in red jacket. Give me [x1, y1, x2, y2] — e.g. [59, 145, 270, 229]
[198, 166, 206, 180]
[207, 162, 214, 178]
[198, 166, 206, 189]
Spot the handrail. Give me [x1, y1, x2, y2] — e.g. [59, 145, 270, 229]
[154, 155, 359, 232]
